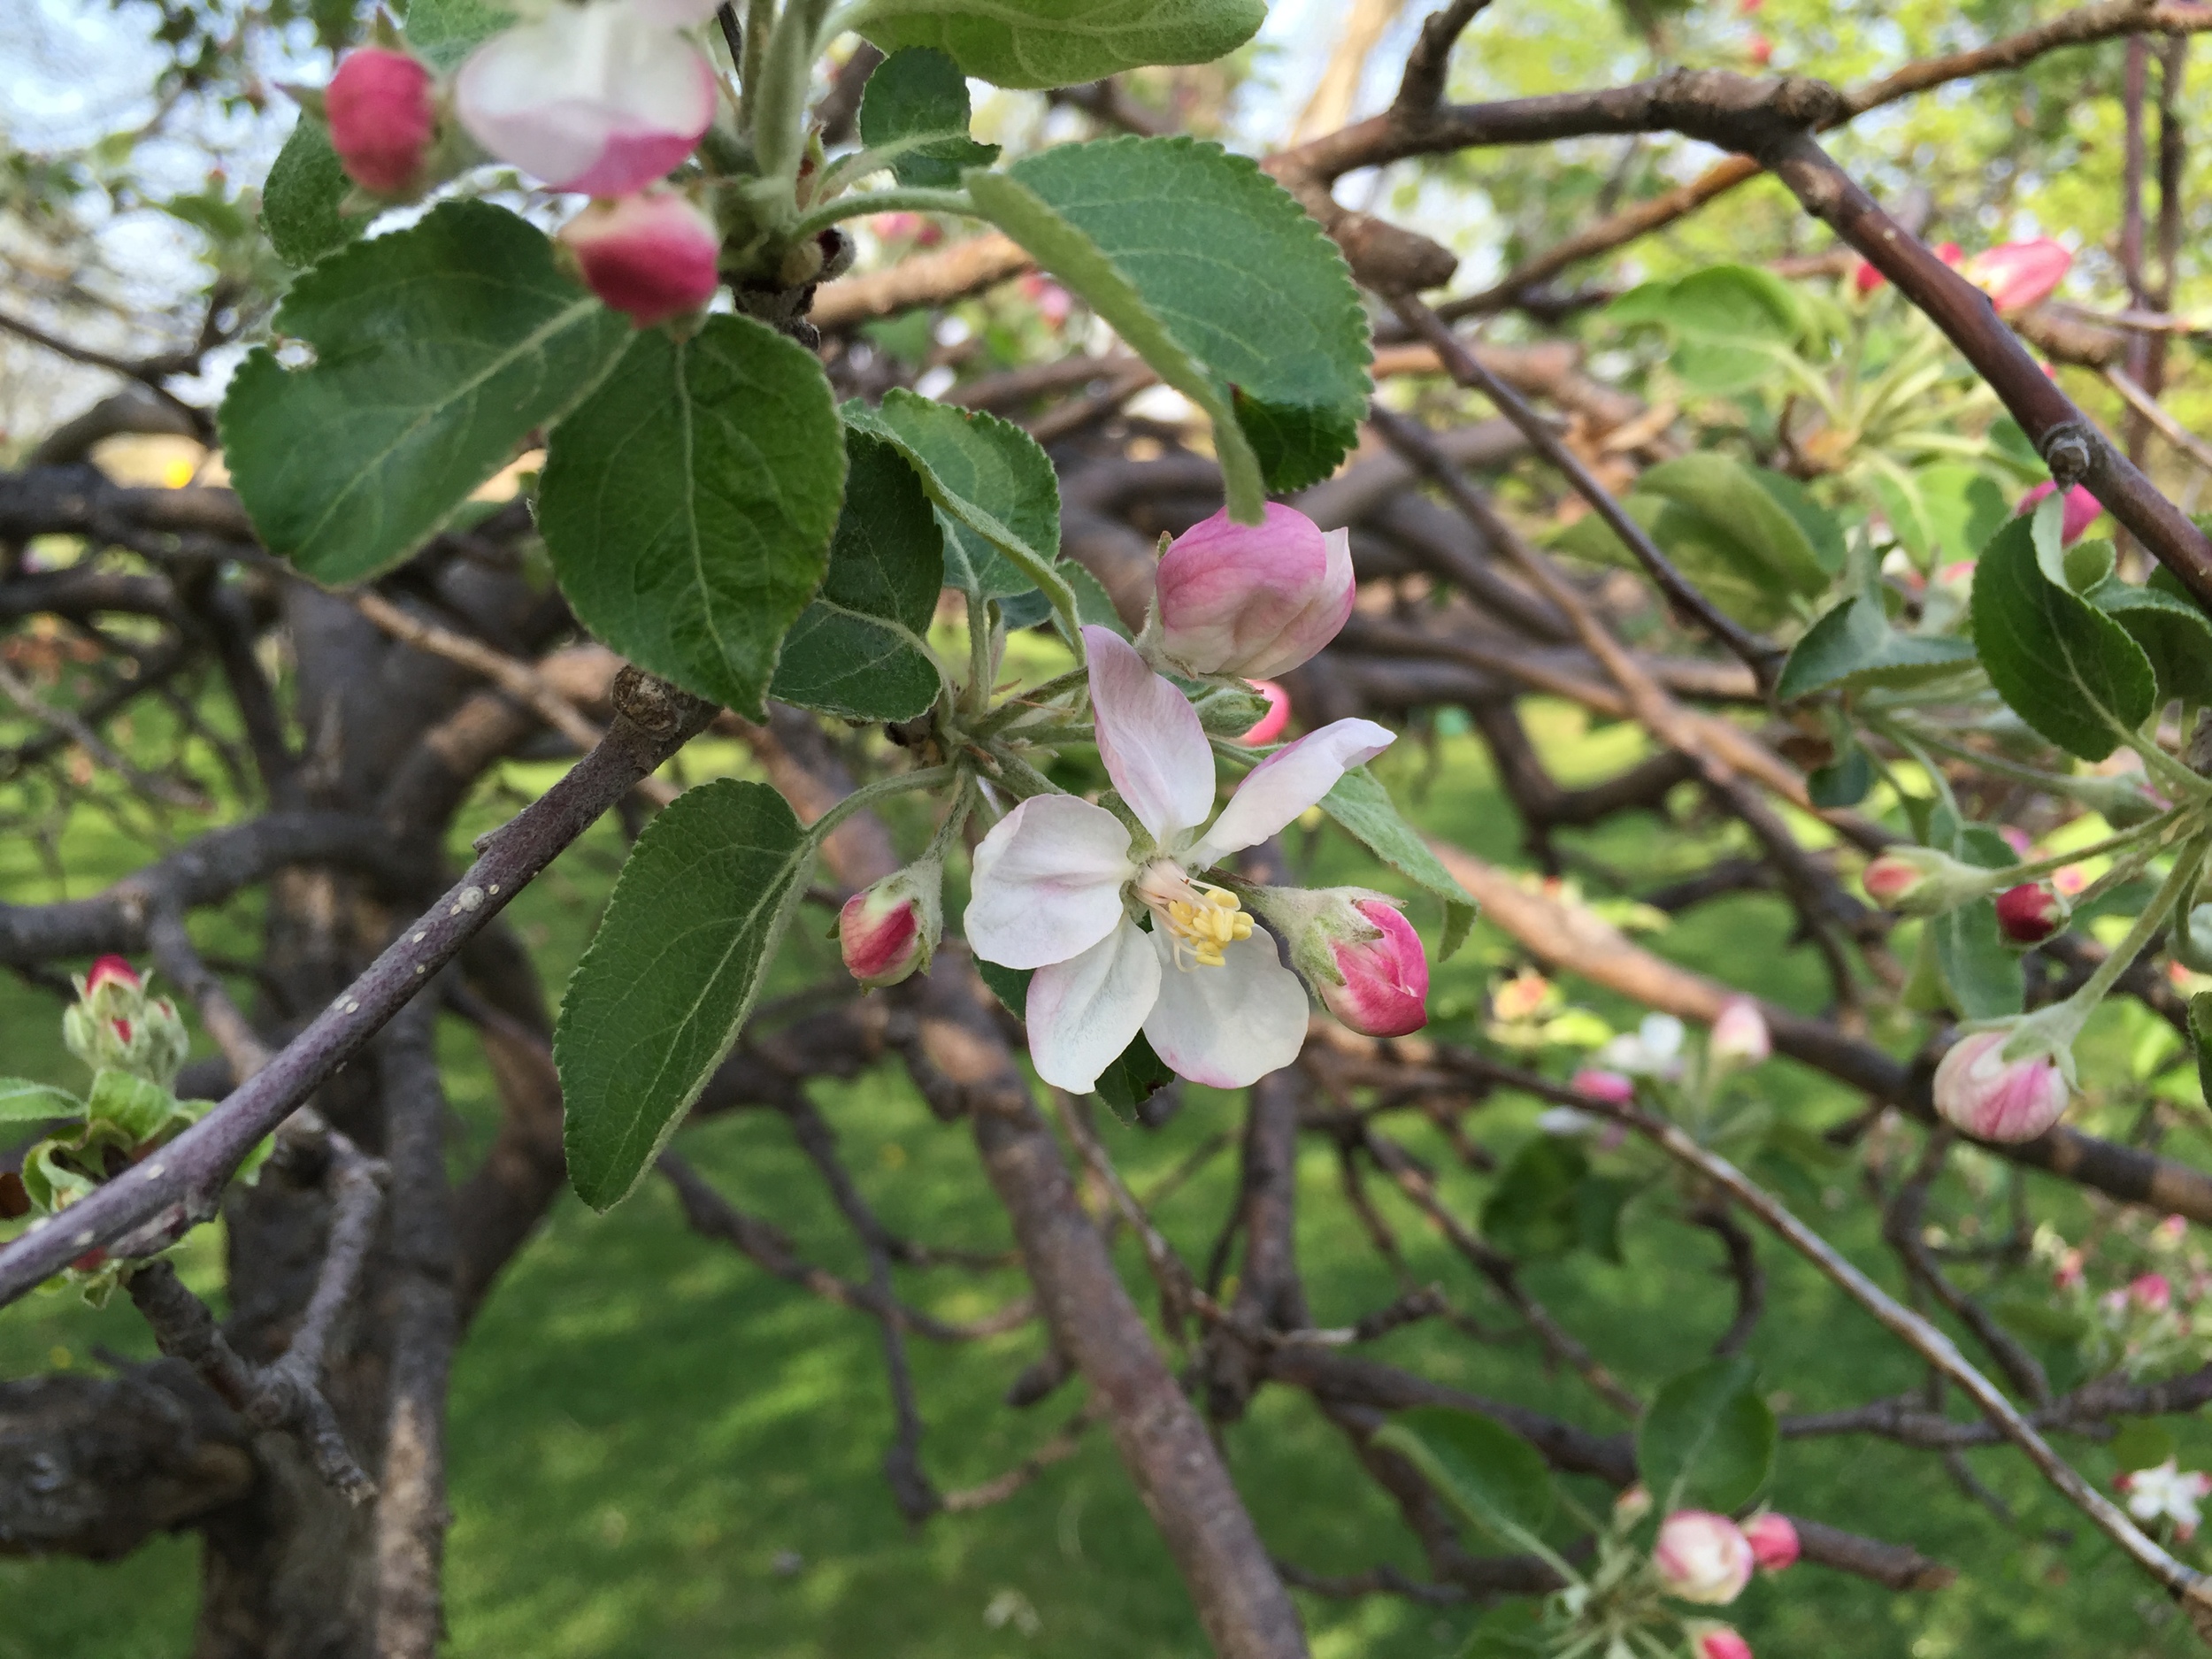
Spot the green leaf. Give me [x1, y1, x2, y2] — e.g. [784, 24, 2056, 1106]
[850, 0, 1265, 88]
[402, 0, 512, 65]
[2111, 1418, 2177, 1474]
[2190, 990, 2212, 1109]
[857, 48, 1000, 188]
[1634, 455, 1829, 597]
[1481, 1135, 1588, 1260]
[1989, 1290, 2090, 1345]
[1749, 467, 1846, 573]
[1916, 464, 2010, 566]
[1930, 898, 2024, 1019]
[771, 433, 945, 721]
[1607, 265, 1804, 396]
[261, 120, 364, 268]
[1575, 1174, 1635, 1264]
[223, 201, 633, 583]
[844, 391, 1063, 601]
[557, 780, 816, 1210]
[1776, 595, 1977, 701]
[1970, 514, 2158, 761]
[0, 1079, 83, 1125]
[1095, 1031, 1176, 1119]
[1371, 1407, 1555, 1552]
[2092, 580, 2212, 706]
[976, 136, 1370, 496]
[85, 1069, 181, 1144]
[1637, 1356, 1777, 1514]
[1316, 766, 1477, 957]
[541, 318, 848, 718]
[976, 959, 1033, 1018]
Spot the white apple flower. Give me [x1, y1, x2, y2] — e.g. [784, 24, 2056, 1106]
[964, 626, 1393, 1093]
[1599, 1012, 1686, 1079]
[2118, 1459, 2212, 1539]
[456, 0, 724, 197]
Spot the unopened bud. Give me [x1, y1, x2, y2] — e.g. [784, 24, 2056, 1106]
[1613, 1483, 1653, 1525]
[1932, 1023, 2073, 1143]
[1653, 1510, 1754, 1605]
[2130, 1272, 2173, 1314]
[1965, 237, 2072, 314]
[64, 959, 188, 1088]
[2062, 770, 2164, 827]
[1709, 997, 1770, 1069]
[325, 47, 439, 196]
[1994, 882, 2068, 946]
[559, 188, 722, 328]
[1254, 887, 1428, 1038]
[1741, 1512, 1799, 1572]
[1689, 1624, 1754, 1659]
[1860, 847, 1993, 915]
[838, 863, 942, 990]
[1152, 504, 1355, 680]
[1571, 1068, 1636, 1104]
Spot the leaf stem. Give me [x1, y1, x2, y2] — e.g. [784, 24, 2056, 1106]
[805, 764, 958, 845]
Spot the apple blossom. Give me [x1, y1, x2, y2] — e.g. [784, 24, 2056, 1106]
[1994, 881, 2068, 946]
[1689, 1624, 1755, 1659]
[1600, 1012, 1686, 1079]
[1932, 1026, 2071, 1142]
[1741, 1512, 1799, 1572]
[456, 0, 722, 196]
[1152, 503, 1356, 680]
[558, 188, 720, 326]
[963, 627, 1393, 1093]
[2117, 1458, 2212, 1539]
[326, 47, 438, 196]
[1652, 1510, 1755, 1605]
[1571, 1067, 1637, 1103]
[2018, 480, 2103, 545]
[64, 956, 188, 1087]
[1964, 237, 2071, 313]
[2129, 1272, 2173, 1314]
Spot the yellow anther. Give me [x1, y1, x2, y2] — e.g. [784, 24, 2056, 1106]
[1156, 881, 1251, 970]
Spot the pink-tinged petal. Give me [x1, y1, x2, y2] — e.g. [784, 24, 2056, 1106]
[1155, 505, 1356, 679]
[1141, 927, 1310, 1088]
[1083, 626, 1215, 848]
[559, 188, 720, 326]
[1026, 919, 1161, 1094]
[456, 5, 715, 192]
[1185, 718, 1394, 868]
[964, 795, 1134, 969]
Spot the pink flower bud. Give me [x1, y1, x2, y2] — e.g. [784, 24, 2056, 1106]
[2019, 480, 2103, 545]
[1861, 846, 1989, 914]
[1154, 503, 1356, 680]
[326, 47, 438, 196]
[1854, 242, 1959, 296]
[1238, 680, 1293, 745]
[838, 864, 942, 990]
[558, 188, 720, 327]
[1323, 899, 1428, 1038]
[1932, 1028, 2070, 1142]
[1964, 237, 2072, 313]
[1709, 997, 1770, 1067]
[1742, 1512, 1799, 1572]
[2154, 1215, 2189, 1249]
[1614, 1483, 1654, 1524]
[1746, 34, 1772, 65]
[1994, 882, 2068, 945]
[1653, 1510, 1755, 1605]
[2131, 1272, 2173, 1313]
[2054, 1247, 2085, 1290]
[86, 956, 142, 995]
[1690, 1624, 1755, 1659]
[1572, 1068, 1637, 1104]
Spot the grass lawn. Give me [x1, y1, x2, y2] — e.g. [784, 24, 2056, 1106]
[3, 706, 2208, 1656]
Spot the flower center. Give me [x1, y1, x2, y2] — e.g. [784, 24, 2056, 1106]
[1134, 861, 1253, 971]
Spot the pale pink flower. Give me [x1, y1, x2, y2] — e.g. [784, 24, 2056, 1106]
[1964, 237, 2072, 313]
[1653, 1510, 1755, 1605]
[1154, 503, 1356, 680]
[1709, 997, 1771, 1067]
[2118, 1459, 2212, 1540]
[1932, 1028, 2070, 1142]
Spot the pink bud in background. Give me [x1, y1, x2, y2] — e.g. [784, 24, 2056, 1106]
[1746, 34, 1772, 65]
[1709, 997, 1770, 1067]
[1572, 1068, 1637, 1104]
[838, 865, 942, 990]
[1154, 504, 1356, 680]
[456, 0, 718, 196]
[2018, 480, 2103, 545]
[1861, 846, 1987, 913]
[872, 211, 941, 246]
[1742, 1512, 1800, 1572]
[85, 956, 142, 995]
[1320, 898, 1429, 1038]
[1238, 680, 1293, 745]
[2054, 1247, 2085, 1290]
[1018, 273, 1073, 326]
[1932, 1029, 2070, 1142]
[2154, 1214, 2190, 1248]
[1854, 242, 1960, 296]
[326, 47, 437, 195]
[1994, 882, 2068, 945]
[2130, 1272, 2174, 1314]
[1691, 1625, 1755, 1659]
[1653, 1510, 1755, 1605]
[1614, 1483, 1654, 1524]
[1964, 237, 2071, 313]
[559, 188, 720, 326]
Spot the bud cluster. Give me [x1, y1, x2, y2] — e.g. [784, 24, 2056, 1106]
[63, 956, 188, 1089]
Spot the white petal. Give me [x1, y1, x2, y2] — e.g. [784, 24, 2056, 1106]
[1083, 625, 1215, 849]
[1026, 919, 1161, 1094]
[1141, 926, 1310, 1088]
[1184, 718, 1394, 868]
[964, 795, 1135, 969]
[628, 0, 725, 25]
